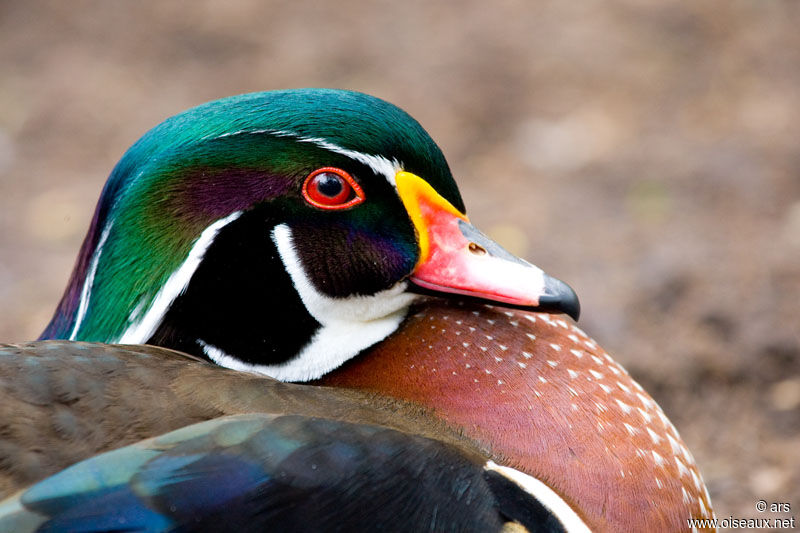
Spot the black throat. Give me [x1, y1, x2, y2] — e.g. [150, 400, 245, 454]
[148, 208, 320, 366]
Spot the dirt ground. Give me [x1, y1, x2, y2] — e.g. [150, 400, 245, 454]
[1, 1, 798, 527]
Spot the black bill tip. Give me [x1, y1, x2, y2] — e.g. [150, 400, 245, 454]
[538, 276, 581, 321]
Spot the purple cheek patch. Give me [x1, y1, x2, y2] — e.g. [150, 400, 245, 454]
[174, 169, 295, 221]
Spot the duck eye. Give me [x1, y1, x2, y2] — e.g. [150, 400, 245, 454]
[302, 167, 365, 210]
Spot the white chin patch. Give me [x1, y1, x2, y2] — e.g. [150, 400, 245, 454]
[200, 224, 417, 382]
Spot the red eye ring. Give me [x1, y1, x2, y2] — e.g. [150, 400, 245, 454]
[302, 167, 365, 210]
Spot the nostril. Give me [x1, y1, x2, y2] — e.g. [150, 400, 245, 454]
[468, 242, 487, 256]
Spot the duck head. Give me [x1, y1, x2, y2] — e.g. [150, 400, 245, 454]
[41, 89, 578, 382]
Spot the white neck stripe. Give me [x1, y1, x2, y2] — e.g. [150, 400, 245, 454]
[69, 222, 113, 340]
[117, 211, 243, 344]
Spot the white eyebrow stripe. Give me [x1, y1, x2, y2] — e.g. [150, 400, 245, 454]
[301, 140, 400, 187]
[210, 129, 402, 188]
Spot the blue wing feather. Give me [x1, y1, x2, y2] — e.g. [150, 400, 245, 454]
[0, 414, 507, 533]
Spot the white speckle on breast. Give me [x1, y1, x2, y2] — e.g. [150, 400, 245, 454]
[637, 393, 655, 409]
[690, 469, 702, 491]
[616, 399, 633, 414]
[624, 423, 639, 436]
[652, 451, 666, 467]
[646, 426, 662, 444]
[675, 457, 690, 479]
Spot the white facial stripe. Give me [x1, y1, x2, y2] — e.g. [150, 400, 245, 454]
[485, 461, 592, 533]
[272, 224, 416, 324]
[212, 129, 402, 188]
[69, 222, 113, 340]
[245, 223, 417, 382]
[117, 211, 243, 344]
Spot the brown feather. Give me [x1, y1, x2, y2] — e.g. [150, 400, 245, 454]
[0, 341, 479, 495]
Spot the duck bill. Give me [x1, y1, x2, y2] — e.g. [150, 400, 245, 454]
[395, 171, 580, 320]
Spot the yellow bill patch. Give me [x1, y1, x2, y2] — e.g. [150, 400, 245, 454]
[394, 171, 468, 264]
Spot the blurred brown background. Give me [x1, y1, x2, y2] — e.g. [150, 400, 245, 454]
[1, 0, 798, 526]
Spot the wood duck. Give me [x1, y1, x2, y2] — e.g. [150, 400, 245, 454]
[0, 89, 714, 531]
